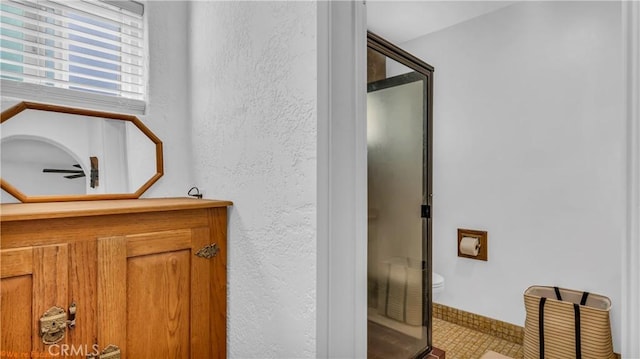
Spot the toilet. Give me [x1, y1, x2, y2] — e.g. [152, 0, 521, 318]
[432, 272, 445, 299]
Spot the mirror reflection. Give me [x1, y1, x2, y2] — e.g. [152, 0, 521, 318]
[1, 102, 162, 203]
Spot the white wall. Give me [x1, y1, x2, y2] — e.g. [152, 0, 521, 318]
[138, 1, 194, 198]
[188, 2, 317, 358]
[398, 1, 624, 349]
[623, 2, 640, 356]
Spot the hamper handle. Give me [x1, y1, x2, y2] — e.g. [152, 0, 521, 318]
[574, 304, 582, 359]
[553, 286, 562, 301]
[538, 290, 590, 359]
[538, 297, 546, 359]
[580, 292, 589, 305]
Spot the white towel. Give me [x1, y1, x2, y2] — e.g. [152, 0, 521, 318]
[385, 262, 407, 322]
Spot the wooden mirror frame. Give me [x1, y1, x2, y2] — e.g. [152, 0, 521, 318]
[1, 101, 164, 202]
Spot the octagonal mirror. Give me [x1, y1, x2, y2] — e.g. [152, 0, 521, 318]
[1, 101, 163, 203]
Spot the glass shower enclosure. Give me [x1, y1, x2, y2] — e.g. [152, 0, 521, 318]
[366, 32, 434, 359]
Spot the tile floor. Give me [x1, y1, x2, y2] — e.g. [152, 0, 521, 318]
[433, 318, 523, 359]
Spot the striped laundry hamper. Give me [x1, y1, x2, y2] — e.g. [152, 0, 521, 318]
[523, 286, 615, 359]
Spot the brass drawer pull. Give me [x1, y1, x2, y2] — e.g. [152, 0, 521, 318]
[39, 303, 77, 345]
[99, 344, 121, 359]
[39, 306, 67, 345]
[87, 344, 121, 359]
[195, 243, 219, 259]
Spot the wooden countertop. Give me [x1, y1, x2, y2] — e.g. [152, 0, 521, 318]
[0, 197, 233, 222]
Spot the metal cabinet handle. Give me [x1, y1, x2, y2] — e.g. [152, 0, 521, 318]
[39, 306, 67, 344]
[39, 303, 77, 345]
[195, 243, 219, 259]
[87, 344, 121, 359]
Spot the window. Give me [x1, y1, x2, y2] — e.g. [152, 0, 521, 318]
[1, 0, 145, 112]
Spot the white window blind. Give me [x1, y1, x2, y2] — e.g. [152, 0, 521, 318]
[0, 0, 145, 103]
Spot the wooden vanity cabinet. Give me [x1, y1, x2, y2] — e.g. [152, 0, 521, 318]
[0, 198, 231, 359]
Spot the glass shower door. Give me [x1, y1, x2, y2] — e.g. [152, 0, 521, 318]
[366, 33, 433, 359]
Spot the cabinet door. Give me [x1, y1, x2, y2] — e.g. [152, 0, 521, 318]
[97, 227, 223, 359]
[1, 245, 69, 358]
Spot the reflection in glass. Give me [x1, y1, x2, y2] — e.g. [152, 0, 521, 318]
[1, 137, 85, 197]
[367, 49, 430, 358]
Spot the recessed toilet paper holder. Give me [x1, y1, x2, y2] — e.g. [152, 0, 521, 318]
[457, 228, 488, 261]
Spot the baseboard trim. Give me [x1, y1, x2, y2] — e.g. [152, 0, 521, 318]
[433, 303, 523, 344]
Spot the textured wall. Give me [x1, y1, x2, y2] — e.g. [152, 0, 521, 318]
[397, 1, 624, 350]
[188, 2, 317, 358]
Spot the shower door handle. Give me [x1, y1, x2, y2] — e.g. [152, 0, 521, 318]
[421, 205, 430, 219]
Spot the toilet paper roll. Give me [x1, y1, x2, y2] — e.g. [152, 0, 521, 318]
[460, 236, 480, 256]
